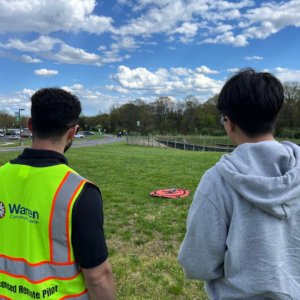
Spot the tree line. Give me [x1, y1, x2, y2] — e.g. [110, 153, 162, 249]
[1, 81, 299, 137]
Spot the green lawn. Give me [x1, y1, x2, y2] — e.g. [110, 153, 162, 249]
[0, 143, 223, 299]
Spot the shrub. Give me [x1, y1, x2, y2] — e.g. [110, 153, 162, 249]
[201, 128, 210, 135]
[211, 130, 226, 136]
[280, 128, 295, 139]
[294, 131, 300, 139]
[129, 131, 141, 136]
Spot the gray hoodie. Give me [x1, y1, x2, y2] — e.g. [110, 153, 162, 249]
[178, 141, 300, 300]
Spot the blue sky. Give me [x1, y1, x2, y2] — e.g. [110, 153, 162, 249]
[1, 0, 300, 115]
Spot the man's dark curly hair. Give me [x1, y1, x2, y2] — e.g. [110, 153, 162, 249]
[216, 68, 284, 137]
[31, 88, 82, 140]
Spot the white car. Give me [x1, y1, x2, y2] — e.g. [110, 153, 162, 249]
[9, 135, 20, 140]
[0, 133, 4, 137]
[74, 134, 84, 138]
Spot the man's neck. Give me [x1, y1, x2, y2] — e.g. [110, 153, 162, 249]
[235, 133, 276, 146]
[31, 140, 65, 155]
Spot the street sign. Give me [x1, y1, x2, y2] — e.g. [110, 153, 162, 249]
[137, 121, 140, 126]
[15, 112, 20, 121]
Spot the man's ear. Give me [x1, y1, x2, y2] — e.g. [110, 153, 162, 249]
[27, 118, 33, 133]
[68, 125, 78, 140]
[225, 116, 235, 132]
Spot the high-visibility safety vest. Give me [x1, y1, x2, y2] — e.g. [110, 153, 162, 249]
[0, 162, 95, 300]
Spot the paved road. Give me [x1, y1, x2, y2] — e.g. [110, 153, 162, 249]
[0, 135, 126, 153]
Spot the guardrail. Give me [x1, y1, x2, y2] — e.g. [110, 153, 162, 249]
[126, 135, 234, 153]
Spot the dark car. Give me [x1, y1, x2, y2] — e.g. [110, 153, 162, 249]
[5, 132, 15, 135]
[117, 132, 122, 137]
[83, 131, 94, 135]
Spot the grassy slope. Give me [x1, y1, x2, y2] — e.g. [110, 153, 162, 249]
[0, 143, 223, 299]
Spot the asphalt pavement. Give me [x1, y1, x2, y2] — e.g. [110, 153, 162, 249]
[0, 134, 126, 153]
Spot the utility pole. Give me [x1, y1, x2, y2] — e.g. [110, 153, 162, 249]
[19, 109, 25, 146]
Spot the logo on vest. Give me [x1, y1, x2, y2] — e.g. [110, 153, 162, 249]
[8, 204, 39, 224]
[0, 202, 5, 218]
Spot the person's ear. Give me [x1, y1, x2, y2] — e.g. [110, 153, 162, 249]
[224, 116, 235, 132]
[27, 118, 33, 133]
[68, 125, 78, 140]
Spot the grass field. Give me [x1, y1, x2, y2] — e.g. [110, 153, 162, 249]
[0, 142, 224, 299]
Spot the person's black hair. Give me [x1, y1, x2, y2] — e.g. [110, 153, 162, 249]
[216, 68, 284, 137]
[31, 88, 82, 140]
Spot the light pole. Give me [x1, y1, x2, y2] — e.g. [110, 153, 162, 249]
[19, 109, 25, 146]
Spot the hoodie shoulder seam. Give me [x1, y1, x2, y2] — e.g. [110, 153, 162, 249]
[197, 190, 229, 226]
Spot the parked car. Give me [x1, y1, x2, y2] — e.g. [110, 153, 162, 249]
[74, 134, 84, 138]
[21, 133, 32, 138]
[83, 131, 94, 135]
[9, 135, 20, 140]
[5, 132, 15, 135]
[117, 132, 122, 137]
[0, 133, 4, 137]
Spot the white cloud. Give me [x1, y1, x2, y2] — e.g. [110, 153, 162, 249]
[0, 85, 133, 115]
[0, 50, 19, 60]
[104, 85, 130, 93]
[227, 68, 239, 72]
[0, 36, 62, 52]
[274, 67, 300, 82]
[109, 65, 223, 96]
[168, 47, 176, 50]
[145, 49, 154, 53]
[195, 66, 220, 74]
[0, 0, 113, 35]
[171, 22, 199, 37]
[209, 0, 255, 11]
[60, 84, 133, 113]
[38, 44, 104, 66]
[244, 56, 263, 61]
[170, 67, 192, 76]
[214, 24, 235, 33]
[0, 50, 42, 63]
[137, 41, 158, 45]
[166, 36, 175, 42]
[200, 31, 248, 47]
[114, 0, 254, 40]
[0, 89, 36, 115]
[20, 55, 42, 63]
[1, 0, 299, 50]
[243, 1, 300, 41]
[98, 45, 107, 51]
[34, 69, 59, 77]
[110, 36, 140, 51]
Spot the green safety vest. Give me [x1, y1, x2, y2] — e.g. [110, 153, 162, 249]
[0, 162, 93, 300]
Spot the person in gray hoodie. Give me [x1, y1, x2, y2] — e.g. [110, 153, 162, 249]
[177, 68, 300, 299]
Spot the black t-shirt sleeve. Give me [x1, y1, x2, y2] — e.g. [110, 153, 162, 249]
[71, 183, 108, 269]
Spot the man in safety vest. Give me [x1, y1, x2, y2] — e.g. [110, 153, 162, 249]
[0, 88, 116, 300]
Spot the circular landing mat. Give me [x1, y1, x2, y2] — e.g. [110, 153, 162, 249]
[150, 188, 190, 199]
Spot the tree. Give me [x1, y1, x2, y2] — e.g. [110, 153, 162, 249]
[0, 111, 14, 131]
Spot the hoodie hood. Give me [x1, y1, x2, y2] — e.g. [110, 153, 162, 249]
[216, 141, 300, 219]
